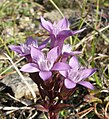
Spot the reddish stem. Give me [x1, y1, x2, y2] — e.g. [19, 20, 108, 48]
[48, 112, 59, 119]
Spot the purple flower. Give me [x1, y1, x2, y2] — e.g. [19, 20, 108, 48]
[60, 56, 96, 89]
[61, 44, 81, 61]
[41, 17, 85, 49]
[9, 37, 46, 57]
[21, 46, 70, 81]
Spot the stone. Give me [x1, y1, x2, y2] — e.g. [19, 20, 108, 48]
[1, 73, 39, 99]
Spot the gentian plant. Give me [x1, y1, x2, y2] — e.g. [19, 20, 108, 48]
[9, 17, 96, 119]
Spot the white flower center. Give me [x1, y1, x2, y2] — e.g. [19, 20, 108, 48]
[38, 59, 53, 71]
[21, 44, 30, 54]
[21, 41, 38, 55]
[52, 22, 61, 36]
[62, 44, 72, 54]
[68, 69, 81, 83]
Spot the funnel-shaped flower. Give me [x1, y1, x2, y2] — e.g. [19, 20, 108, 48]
[41, 17, 85, 49]
[21, 46, 70, 80]
[9, 37, 46, 57]
[60, 56, 96, 89]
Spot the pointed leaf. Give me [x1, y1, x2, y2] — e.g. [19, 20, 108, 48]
[34, 104, 48, 112]
[52, 103, 72, 113]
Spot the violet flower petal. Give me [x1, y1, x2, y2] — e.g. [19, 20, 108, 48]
[63, 51, 81, 56]
[78, 81, 94, 90]
[20, 63, 39, 73]
[59, 71, 67, 77]
[55, 30, 73, 49]
[67, 51, 81, 55]
[57, 17, 70, 29]
[80, 68, 97, 80]
[26, 37, 38, 46]
[9, 45, 22, 54]
[39, 71, 52, 80]
[52, 62, 70, 71]
[72, 28, 86, 35]
[57, 30, 72, 41]
[31, 46, 44, 62]
[39, 38, 50, 49]
[64, 78, 76, 89]
[57, 28, 85, 41]
[69, 56, 79, 70]
[50, 35, 56, 48]
[47, 46, 59, 64]
[40, 17, 53, 33]
[62, 51, 81, 62]
[52, 39, 64, 50]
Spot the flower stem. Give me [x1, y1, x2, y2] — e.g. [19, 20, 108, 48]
[48, 112, 59, 119]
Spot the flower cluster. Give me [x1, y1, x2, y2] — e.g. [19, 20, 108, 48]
[9, 17, 96, 118]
